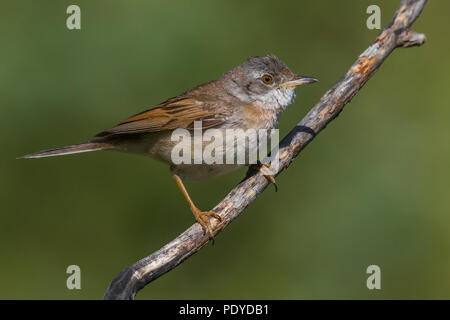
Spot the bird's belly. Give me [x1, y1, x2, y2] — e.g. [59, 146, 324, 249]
[112, 127, 273, 180]
[171, 163, 243, 180]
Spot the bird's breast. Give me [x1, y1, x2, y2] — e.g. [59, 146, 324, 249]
[232, 103, 280, 130]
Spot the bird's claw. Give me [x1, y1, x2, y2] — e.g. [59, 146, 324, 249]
[248, 161, 278, 192]
[192, 207, 224, 244]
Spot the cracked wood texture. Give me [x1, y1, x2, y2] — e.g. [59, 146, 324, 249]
[103, 0, 427, 300]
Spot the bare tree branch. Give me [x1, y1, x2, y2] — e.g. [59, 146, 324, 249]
[103, 0, 427, 300]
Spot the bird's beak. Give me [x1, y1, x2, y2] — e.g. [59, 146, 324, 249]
[279, 75, 319, 88]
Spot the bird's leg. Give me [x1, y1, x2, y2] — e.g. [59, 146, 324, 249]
[247, 160, 278, 192]
[172, 173, 223, 240]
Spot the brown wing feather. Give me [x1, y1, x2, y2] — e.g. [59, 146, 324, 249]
[95, 97, 226, 138]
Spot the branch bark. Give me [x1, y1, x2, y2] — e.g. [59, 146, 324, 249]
[103, 0, 427, 300]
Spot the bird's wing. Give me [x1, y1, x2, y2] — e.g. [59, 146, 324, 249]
[95, 96, 227, 138]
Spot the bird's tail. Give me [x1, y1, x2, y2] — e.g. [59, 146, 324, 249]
[18, 141, 114, 159]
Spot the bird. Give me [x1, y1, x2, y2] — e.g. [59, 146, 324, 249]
[20, 54, 318, 239]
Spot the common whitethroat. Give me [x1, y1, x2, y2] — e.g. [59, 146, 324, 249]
[21, 54, 318, 239]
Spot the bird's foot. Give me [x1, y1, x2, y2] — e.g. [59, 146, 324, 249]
[248, 161, 278, 192]
[191, 207, 224, 243]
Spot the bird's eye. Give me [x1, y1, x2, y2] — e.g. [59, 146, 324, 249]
[261, 74, 274, 85]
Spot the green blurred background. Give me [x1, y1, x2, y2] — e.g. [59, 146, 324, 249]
[1, 0, 449, 299]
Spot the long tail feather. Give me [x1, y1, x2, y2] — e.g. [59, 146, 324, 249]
[18, 142, 114, 159]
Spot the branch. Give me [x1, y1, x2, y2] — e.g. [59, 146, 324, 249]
[103, 0, 427, 300]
